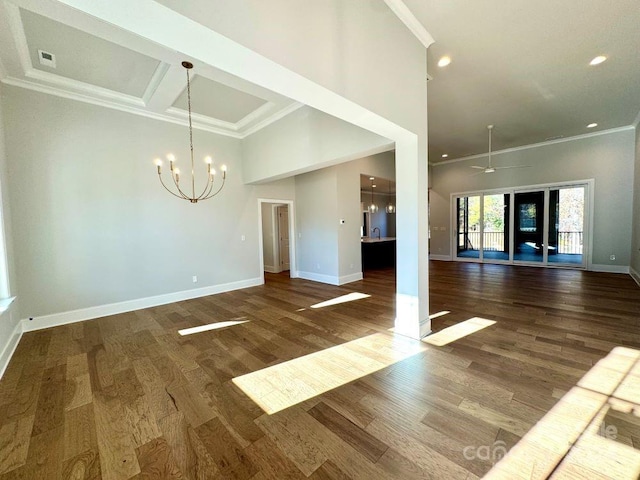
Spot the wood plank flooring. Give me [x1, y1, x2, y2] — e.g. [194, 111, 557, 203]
[1, 261, 640, 479]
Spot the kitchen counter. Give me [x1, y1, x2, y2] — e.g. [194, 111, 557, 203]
[361, 236, 396, 243]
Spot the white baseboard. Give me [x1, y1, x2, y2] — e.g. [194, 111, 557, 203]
[630, 266, 640, 287]
[297, 271, 340, 286]
[21, 277, 264, 333]
[0, 317, 22, 380]
[589, 264, 630, 274]
[429, 254, 452, 261]
[339, 272, 363, 285]
[263, 265, 280, 274]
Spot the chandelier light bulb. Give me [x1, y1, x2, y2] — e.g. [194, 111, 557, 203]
[167, 153, 175, 162]
[205, 156, 212, 164]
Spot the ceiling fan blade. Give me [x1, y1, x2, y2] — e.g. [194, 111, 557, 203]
[470, 165, 486, 169]
[494, 165, 532, 170]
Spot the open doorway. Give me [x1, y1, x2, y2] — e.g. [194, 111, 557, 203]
[258, 199, 296, 282]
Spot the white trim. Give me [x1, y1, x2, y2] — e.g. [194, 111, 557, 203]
[630, 266, 640, 287]
[339, 273, 363, 285]
[1, 75, 245, 138]
[263, 265, 280, 274]
[241, 102, 305, 138]
[383, 0, 435, 48]
[0, 311, 22, 380]
[21, 277, 263, 332]
[589, 264, 630, 274]
[142, 61, 170, 105]
[257, 199, 297, 283]
[297, 271, 340, 286]
[633, 109, 640, 128]
[431, 126, 636, 167]
[235, 101, 276, 129]
[429, 254, 451, 261]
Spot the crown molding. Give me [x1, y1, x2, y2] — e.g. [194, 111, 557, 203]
[431, 125, 636, 166]
[384, 0, 435, 49]
[240, 102, 305, 138]
[1, 75, 244, 138]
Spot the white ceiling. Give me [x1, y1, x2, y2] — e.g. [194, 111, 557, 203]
[1, 0, 638, 163]
[404, 0, 640, 162]
[0, 2, 302, 139]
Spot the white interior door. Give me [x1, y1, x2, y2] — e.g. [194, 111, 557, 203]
[277, 206, 290, 271]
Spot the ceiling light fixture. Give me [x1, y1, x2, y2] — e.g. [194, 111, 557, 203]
[587, 123, 598, 128]
[437, 56, 451, 67]
[589, 55, 607, 66]
[368, 178, 378, 213]
[154, 61, 226, 203]
[385, 179, 395, 214]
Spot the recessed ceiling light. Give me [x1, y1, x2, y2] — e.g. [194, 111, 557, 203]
[589, 56, 607, 66]
[369, 177, 375, 180]
[587, 123, 598, 128]
[372, 184, 376, 188]
[441, 154, 448, 158]
[437, 56, 451, 68]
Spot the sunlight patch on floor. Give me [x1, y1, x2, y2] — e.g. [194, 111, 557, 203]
[232, 332, 427, 414]
[310, 292, 371, 309]
[178, 319, 249, 336]
[485, 347, 640, 479]
[423, 317, 496, 347]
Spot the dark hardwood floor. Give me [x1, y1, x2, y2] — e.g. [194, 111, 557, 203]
[0, 261, 639, 479]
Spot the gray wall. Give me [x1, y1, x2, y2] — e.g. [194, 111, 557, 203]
[242, 106, 392, 184]
[430, 129, 635, 268]
[295, 151, 395, 283]
[631, 123, 640, 277]
[295, 167, 339, 280]
[3, 87, 294, 320]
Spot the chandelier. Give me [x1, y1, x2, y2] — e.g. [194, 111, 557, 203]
[385, 178, 396, 214]
[368, 177, 378, 213]
[154, 61, 226, 203]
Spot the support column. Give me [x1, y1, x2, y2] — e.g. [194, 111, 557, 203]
[394, 135, 430, 339]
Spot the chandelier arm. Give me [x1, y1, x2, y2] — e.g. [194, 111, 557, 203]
[201, 176, 226, 200]
[196, 176, 216, 200]
[158, 174, 190, 200]
[169, 172, 192, 200]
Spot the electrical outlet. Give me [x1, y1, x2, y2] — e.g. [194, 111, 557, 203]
[241, 235, 246, 241]
[192, 275, 198, 283]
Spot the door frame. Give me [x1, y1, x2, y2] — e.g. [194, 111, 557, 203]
[450, 179, 594, 269]
[257, 198, 297, 282]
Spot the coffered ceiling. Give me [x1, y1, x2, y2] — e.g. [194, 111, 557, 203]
[0, 1, 302, 139]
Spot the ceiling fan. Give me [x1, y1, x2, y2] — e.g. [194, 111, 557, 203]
[470, 125, 531, 174]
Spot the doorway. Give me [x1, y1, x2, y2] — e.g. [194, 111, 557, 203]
[258, 199, 296, 281]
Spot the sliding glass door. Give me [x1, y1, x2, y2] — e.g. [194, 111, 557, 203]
[456, 195, 480, 259]
[453, 182, 588, 269]
[548, 186, 585, 265]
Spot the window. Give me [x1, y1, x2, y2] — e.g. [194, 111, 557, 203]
[519, 203, 537, 232]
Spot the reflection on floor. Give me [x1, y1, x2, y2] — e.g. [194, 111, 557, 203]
[486, 347, 640, 479]
[458, 249, 583, 264]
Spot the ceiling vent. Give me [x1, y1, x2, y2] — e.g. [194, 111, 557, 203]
[37, 50, 56, 68]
